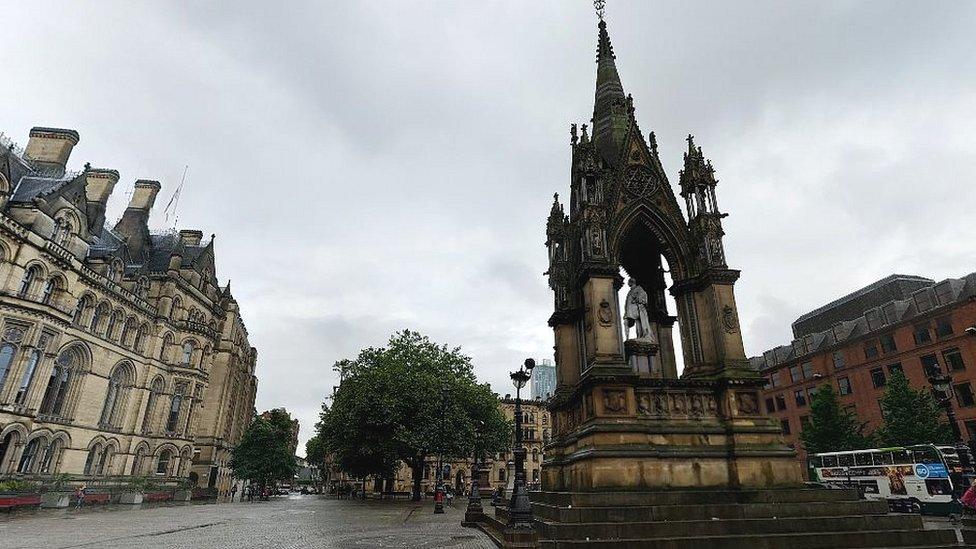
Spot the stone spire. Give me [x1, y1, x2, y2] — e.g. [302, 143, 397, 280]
[591, 19, 629, 157]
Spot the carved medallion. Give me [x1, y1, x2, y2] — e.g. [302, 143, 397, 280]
[603, 389, 626, 414]
[624, 165, 658, 200]
[636, 392, 651, 416]
[597, 299, 613, 327]
[736, 392, 759, 415]
[3, 326, 25, 343]
[722, 305, 739, 334]
[690, 395, 704, 417]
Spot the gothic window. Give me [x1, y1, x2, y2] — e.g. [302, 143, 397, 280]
[120, 318, 136, 347]
[38, 347, 81, 417]
[41, 277, 60, 305]
[160, 333, 174, 362]
[14, 349, 41, 405]
[166, 383, 186, 432]
[97, 445, 113, 475]
[40, 439, 62, 473]
[106, 310, 122, 341]
[0, 431, 19, 473]
[17, 438, 41, 473]
[90, 302, 109, 333]
[156, 449, 172, 476]
[18, 265, 41, 297]
[134, 324, 149, 352]
[0, 343, 16, 391]
[131, 446, 147, 475]
[107, 259, 123, 283]
[171, 297, 182, 321]
[99, 364, 133, 429]
[181, 341, 195, 367]
[83, 443, 101, 475]
[142, 377, 165, 433]
[72, 295, 92, 326]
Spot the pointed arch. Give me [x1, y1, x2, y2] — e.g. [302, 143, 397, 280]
[142, 375, 166, 434]
[38, 342, 91, 419]
[609, 202, 693, 282]
[99, 361, 136, 429]
[131, 441, 151, 475]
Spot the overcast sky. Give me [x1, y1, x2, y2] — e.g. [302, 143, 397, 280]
[3, 1, 975, 452]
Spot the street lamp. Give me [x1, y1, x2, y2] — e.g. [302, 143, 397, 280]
[507, 358, 535, 531]
[926, 370, 974, 495]
[464, 419, 485, 526]
[434, 384, 449, 514]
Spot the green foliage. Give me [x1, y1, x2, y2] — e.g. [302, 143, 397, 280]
[877, 371, 954, 446]
[230, 417, 298, 486]
[125, 475, 160, 492]
[305, 434, 327, 478]
[0, 479, 39, 493]
[262, 408, 297, 449]
[800, 383, 872, 454]
[318, 330, 512, 499]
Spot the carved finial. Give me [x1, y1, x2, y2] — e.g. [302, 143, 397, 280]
[581, 124, 589, 143]
[626, 93, 634, 116]
[84, 162, 91, 171]
[594, 0, 606, 21]
[571, 124, 578, 145]
[649, 131, 658, 154]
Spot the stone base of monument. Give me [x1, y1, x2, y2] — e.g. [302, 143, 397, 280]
[529, 488, 966, 548]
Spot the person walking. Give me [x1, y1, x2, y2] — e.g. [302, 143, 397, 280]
[74, 484, 86, 509]
[246, 484, 254, 502]
[230, 484, 238, 502]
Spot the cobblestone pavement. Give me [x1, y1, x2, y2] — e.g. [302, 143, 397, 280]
[0, 494, 495, 549]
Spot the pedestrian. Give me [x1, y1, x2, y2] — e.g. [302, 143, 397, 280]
[230, 484, 238, 502]
[962, 478, 976, 515]
[75, 484, 86, 509]
[246, 484, 254, 502]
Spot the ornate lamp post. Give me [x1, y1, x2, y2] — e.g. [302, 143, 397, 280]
[463, 420, 485, 526]
[434, 384, 448, 514]
[926, 370, 974, 495]
[507, 358, 535, 531]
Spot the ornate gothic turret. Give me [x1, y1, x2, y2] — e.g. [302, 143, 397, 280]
[680, 135, 728, 268]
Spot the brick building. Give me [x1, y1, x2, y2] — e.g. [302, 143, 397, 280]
[751, 273, 976, 471]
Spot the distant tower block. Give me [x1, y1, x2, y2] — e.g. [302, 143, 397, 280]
[530, 359, 556, 401]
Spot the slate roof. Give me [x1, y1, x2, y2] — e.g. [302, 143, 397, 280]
[752, 272, 976, 372]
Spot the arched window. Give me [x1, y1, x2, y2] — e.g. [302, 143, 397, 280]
[532, 448, 539, 462]
[14, 349, 41, 405]
[142, 377, 165, 433]
[134, 325, 149, 353]
[41, 277, 59, 305]
[181, 341, 195, 367]
[97, 445, 113, 475]
[90, 302, 109, 333]
[156, 449, 172, 476]
[38, 347, 80, 417]
[72, 295, 92, 326]
[53, 216, 73, 245]
[0, 343, 16, 390]
[18, 265, 40, 297]
[166, 383, 186, 432]
[0, 431, 21, 473]
[106, 310, 122, 341]
[40, 438, 63, 473]
[99, 365, 132, 429]
[120, 318, 136, 347]
[160, 333, 174, 362]
[131, 446, 147, 475]
[498, 468, 506, 482]
[170, 297, 182, 321]
[83, 443, 101, 475]
[17, 438, 42, 473]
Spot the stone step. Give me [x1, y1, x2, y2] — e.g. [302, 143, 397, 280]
[532, 499, 890, 523]
[532, 488, 861, 508]
[536, 528, 959, 549]
[537, 514, 924, 540]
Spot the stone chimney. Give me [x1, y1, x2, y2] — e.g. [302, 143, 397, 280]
[179, 229, 203, 246]
[24, 127, 80, 176]
[84, 168, 121, 235]
[128, 179, 161, 211]
[113, 180, 162, 260]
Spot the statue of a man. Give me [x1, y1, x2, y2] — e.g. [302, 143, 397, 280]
[624, 278, 655, 342]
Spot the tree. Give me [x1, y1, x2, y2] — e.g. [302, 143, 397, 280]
[305, 435, 327, 477]
[876, 370, 953, 446]
[800, 384, 871, 454]
[230, 417, 297, 489]
[261, 407, 298, 454]
[318, 330, 511, 501]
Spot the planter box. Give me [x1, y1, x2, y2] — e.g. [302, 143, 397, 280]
[119, 492, 144, 505]
[0, 493, 42, 510]
[41, 492, 71, 508]
[144, 491, 172, 503]
[173, 490, 192, 501]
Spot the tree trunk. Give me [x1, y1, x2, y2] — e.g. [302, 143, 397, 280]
[411, 458, 423, 501]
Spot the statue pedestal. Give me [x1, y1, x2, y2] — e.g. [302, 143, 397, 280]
[624, 338, 659, 378]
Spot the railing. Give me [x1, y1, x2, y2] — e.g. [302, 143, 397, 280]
[174, 319, 219, 341]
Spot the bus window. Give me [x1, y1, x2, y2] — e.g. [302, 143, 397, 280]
[891, 450, 910, 464]
[926, 479, 952, 496]
[823, 456, 838, 467]
[913, 446, 940, 464]
[855, 453, 873, 466]
[838, 454, 854, 467]
[873, 452, 894, 465]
